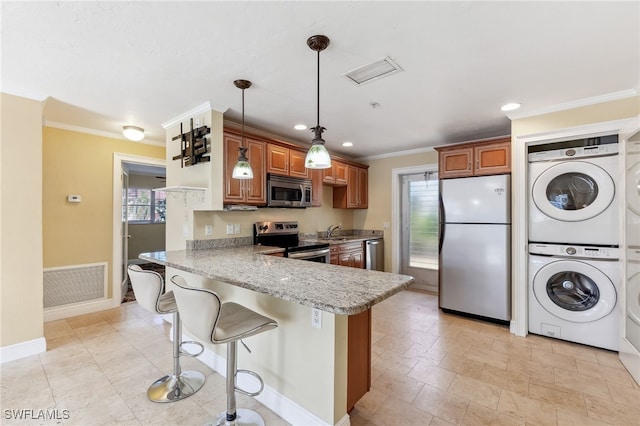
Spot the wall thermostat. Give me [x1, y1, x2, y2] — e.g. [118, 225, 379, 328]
[67, 194, 81, 203]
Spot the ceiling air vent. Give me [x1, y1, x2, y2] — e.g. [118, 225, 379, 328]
[343, 56, 403, 85]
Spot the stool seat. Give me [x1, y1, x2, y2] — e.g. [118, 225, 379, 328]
[170, 276, 277, 426]
[127, 265, 205, 403]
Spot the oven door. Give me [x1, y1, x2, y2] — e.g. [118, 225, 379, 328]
[287, 247, 330, 263]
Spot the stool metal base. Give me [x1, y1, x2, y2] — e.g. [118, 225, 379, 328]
[202, 409, 265, 426]
[147, 370, 205, 403]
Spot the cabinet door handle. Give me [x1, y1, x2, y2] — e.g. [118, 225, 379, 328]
[468, 162, 471, 170]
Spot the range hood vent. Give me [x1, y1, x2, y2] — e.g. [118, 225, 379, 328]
[343, 56, 403, 85]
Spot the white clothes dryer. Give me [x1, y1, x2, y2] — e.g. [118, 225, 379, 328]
[529, 243, 620, 351]
[529, 137, 619, 246]
[626, 249, 640, 351]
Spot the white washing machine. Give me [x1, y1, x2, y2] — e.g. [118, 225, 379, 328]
[529, 243, 620, 351]
[627, 249, 640, 351]
[529, 137, 619, 246]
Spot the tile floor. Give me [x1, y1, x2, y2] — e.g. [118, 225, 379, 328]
[1, 290, 639, 425]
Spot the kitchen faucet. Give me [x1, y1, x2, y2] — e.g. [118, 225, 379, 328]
[327, 224, 341, 238]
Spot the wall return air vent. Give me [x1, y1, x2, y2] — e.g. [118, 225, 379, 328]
[343, 56, 403, 85]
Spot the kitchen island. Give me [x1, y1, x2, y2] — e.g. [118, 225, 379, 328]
[139, 246, 413, 426]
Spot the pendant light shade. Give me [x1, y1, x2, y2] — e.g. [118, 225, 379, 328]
[305, 35, 332, 170]
[232, 79, 254, 179]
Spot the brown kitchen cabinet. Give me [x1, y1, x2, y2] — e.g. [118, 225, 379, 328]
[266, 144, 310, 179]
[310, 169, 323, 207]
[436, 137, 511, 179]
[333, 165, 368, 209]
[322, 160, 348, 185]
[328, 240, 370, 411]
[223, 132, 266, 205]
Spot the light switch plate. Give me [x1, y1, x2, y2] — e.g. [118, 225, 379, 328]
[234, 224, 240, 234]
[205, 225, 213, 236]
[226, 224, 234, 235]
[312, 308, 322, 329]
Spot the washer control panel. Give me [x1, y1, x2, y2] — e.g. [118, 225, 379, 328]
[529, 243, 619, 260]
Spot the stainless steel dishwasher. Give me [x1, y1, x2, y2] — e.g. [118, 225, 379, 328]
[365, 239, 384, 271]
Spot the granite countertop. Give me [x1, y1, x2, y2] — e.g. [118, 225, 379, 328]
[139, 246, 413, 315]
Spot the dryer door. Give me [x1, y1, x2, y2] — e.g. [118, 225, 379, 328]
[628, 266, 640, 327]
[532, 161, 615, 222]
[532, 259, 616, 323]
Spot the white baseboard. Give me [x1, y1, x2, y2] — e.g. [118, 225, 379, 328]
[182, 330, 350, 426]
[44, 298, 115, 322]
[0, 337, 46, 364]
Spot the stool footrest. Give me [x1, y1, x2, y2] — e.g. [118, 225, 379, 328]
[234, 369, 264, 397]
[179, 340, 204, 357]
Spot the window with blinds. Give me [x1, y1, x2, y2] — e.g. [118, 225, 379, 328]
[403, 172, 439, 269]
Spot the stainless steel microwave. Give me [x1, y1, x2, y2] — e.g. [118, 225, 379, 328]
[267, 174, 312, 208]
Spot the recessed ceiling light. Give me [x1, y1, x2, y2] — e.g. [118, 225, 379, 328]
[500, 102, 521, 112]
[294, 124, 307, 131]
[342, 141, 353, 147]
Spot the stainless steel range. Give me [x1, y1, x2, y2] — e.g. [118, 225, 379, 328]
[253, 221, 330, 263]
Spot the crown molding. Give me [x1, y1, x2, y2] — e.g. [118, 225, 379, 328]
[45, 121, 165, 147]
[161, 101, 229, 129]
[358, 145, 436, 161]
[507, 89, 639, 120]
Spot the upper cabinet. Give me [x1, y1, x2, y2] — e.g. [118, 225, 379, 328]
[436, 137, 511, 179]
[266, 144, 310, 179]
[333, 165, 368, 209]
[223, 132, 266, 205]
[322, 160, 348, 186]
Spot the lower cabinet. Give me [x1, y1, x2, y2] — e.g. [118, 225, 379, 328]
[330, 241, 370, 411]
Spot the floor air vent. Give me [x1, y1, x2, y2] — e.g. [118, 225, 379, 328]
[44, 262, 107, 308]
[343, 56, 403, 85]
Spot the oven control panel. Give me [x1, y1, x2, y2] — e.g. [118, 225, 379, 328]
[254, 221, 299, 235]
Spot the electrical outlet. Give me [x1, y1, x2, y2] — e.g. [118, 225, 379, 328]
[226, 224, 234, 235]
[205, 225, 213, 236]
[234, 224, 240, 234]
[311, 308, 322, 329]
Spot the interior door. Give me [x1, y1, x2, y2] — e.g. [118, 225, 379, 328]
[621, 129, 640, 384]
[400, 172, 439, 293]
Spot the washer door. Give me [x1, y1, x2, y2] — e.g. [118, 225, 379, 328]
[628, 270, 640, 326]
[533, 259, 616, 323]
[532, 161, 615, 222]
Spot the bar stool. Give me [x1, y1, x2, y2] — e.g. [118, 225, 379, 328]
[127, 265, 206, 402]
[170, 275, 278, 426]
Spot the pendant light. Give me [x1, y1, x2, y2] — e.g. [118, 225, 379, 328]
[231, 79, 254, 179]
[305, 35, 332, 169]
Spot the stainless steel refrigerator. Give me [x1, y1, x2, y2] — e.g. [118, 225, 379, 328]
[439, 174, 511, 321]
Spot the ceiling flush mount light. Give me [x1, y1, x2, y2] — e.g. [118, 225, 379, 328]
[305, 34, 332, 170]
[231, 79, 254, 180]
[122, 125, 144, 141]
[500, 102, 521, 112]
[342, 141, 353, 147]
[294, 124, 308, 131]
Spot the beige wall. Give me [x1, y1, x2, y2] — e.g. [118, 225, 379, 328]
[354, 150, 439, 271]
[43, 127, 165, 297]
[1, 93, 44, 347]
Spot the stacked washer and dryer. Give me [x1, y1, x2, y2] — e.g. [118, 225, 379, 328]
[528, 134, 621, 351]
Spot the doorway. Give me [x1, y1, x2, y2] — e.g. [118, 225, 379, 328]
[112, 154, 166, 306]
[396, 167, 439, 293]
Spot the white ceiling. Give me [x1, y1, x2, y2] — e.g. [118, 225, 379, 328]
[2, 1, 639, 159]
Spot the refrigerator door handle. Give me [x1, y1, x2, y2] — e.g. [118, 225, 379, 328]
[439, 193, 445, 252]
